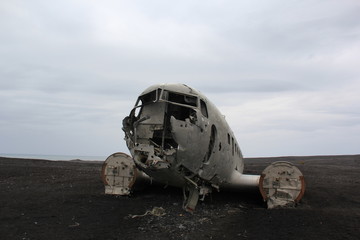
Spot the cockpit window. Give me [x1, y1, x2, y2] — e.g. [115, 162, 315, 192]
[163, 91, 198, 107]
[138, 89, 158, 106]
[134, 89, 159, 117]
[200, 99, 208, 118]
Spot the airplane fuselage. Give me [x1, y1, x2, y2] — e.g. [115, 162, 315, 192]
[122, 84, 243, 190]
[102, 83, 305, 211]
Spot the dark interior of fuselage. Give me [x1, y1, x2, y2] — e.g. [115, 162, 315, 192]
[139, 90, 198, 151]
[151, 103, 197, 151]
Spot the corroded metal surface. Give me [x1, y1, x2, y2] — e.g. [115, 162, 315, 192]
[259, 161, 306, 208]
[102, 152, 140, 195]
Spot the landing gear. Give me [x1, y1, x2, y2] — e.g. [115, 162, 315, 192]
[183, 184, 200, 213]
[182, 178, 212, 213]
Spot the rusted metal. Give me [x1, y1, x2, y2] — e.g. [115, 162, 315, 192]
[101, 152, 149, 195]
[259, 161, 306, 208]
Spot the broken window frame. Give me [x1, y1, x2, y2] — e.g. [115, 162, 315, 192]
[132, 89, 201, 119]
[159, 90, 199, 109]
[136, 89, 160, 107]
[133, 89, 161, 117]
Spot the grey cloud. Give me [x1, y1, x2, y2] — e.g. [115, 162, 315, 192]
[0, 0, 359, 157]
[193, 79, 308, 94]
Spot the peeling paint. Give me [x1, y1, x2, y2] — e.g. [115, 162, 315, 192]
[259, 161, 305, 209]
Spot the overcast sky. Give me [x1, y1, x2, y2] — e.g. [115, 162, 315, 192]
[1, 0, 359, 158]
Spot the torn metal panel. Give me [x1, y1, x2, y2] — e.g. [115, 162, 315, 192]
[259, 161, 305, 209]
[136, 101, 166, 125]
[170, 116, 209, 173]
[183, 184, 200, 213]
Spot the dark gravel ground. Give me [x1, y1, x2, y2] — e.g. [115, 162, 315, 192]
[0, 155, 359, 240]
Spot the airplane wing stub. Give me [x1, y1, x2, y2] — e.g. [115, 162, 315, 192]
[259, 161, 306, 209]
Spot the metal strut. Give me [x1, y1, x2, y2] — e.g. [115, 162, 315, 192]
[183, 184, 200, 213]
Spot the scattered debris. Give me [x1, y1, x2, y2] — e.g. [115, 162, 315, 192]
[178, 224, 186, 229]
[128, 207, 166, 218]
[68, 222, 80, 228]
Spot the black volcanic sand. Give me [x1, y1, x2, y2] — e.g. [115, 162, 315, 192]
[0, 155, 359, 240]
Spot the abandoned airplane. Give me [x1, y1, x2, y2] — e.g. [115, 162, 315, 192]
[101, 83, 305, 211]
